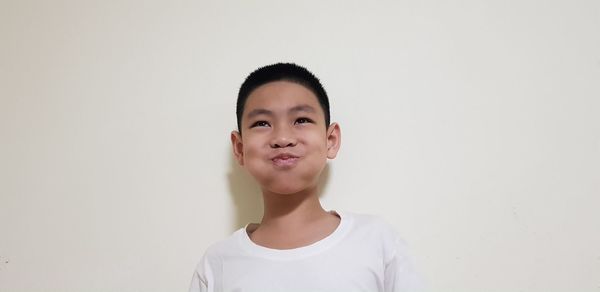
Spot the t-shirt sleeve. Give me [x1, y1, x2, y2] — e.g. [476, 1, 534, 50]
[384, 236, 425, 292]
[188, 258, 210, 292]
[188, 269, 207, 292]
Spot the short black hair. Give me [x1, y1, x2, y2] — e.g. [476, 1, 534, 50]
[236, 63, 330, 133]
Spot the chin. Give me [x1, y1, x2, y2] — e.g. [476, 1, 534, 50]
[265, 182, 307, 195]
[250, 167, 324, 195]
[262, 175, 321, 195]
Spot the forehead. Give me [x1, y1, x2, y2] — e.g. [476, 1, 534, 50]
[243, 81, 323, 116]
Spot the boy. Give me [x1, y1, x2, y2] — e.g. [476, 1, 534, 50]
[189, 63, 423, 291]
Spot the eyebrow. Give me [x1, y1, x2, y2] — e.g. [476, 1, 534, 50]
[246, 104, 317, 120]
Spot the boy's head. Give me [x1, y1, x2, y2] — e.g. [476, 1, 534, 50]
[236, 63, 330, 133]
[231, 63, 341, 195]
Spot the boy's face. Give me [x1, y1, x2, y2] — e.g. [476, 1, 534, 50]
[231, 81, 341, 195]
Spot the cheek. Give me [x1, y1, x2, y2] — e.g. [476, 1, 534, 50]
[305, 132, 328, 153]
[302, 136, 329, 169]
[242, 138, 265, 159]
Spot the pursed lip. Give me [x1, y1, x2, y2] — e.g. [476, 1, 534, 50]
[271, 153, 300, 168]
[270, 153, 300, 161]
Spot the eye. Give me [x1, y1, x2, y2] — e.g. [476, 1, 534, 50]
[250, 120, 270, 128]
[295, 117, 313, 125]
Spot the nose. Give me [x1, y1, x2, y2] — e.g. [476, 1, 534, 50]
[270, 126, 297, 148]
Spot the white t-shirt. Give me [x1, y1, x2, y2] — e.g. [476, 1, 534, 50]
[189, 211, 424, 292]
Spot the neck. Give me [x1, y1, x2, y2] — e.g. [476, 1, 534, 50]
[259, 185, 329, 230]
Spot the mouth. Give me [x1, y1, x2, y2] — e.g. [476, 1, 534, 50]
[271, 154, 300, 168]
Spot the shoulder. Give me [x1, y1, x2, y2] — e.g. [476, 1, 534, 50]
[202, 227, 248, 259]
[343, 210, 403, 239]
[342, 211, 411, 262]
[343, 211, 425, 290]
[192, 228, 246, 275]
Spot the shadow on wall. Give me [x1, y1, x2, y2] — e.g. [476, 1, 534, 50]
[226, 154, 332, 233]
[227, 156, 263, 232]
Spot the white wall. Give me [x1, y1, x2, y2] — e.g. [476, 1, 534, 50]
[1, 0, 599, 291]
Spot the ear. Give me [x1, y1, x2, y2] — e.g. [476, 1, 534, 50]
[231, 131, 244, 166]
[325, 123, 341, 159]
